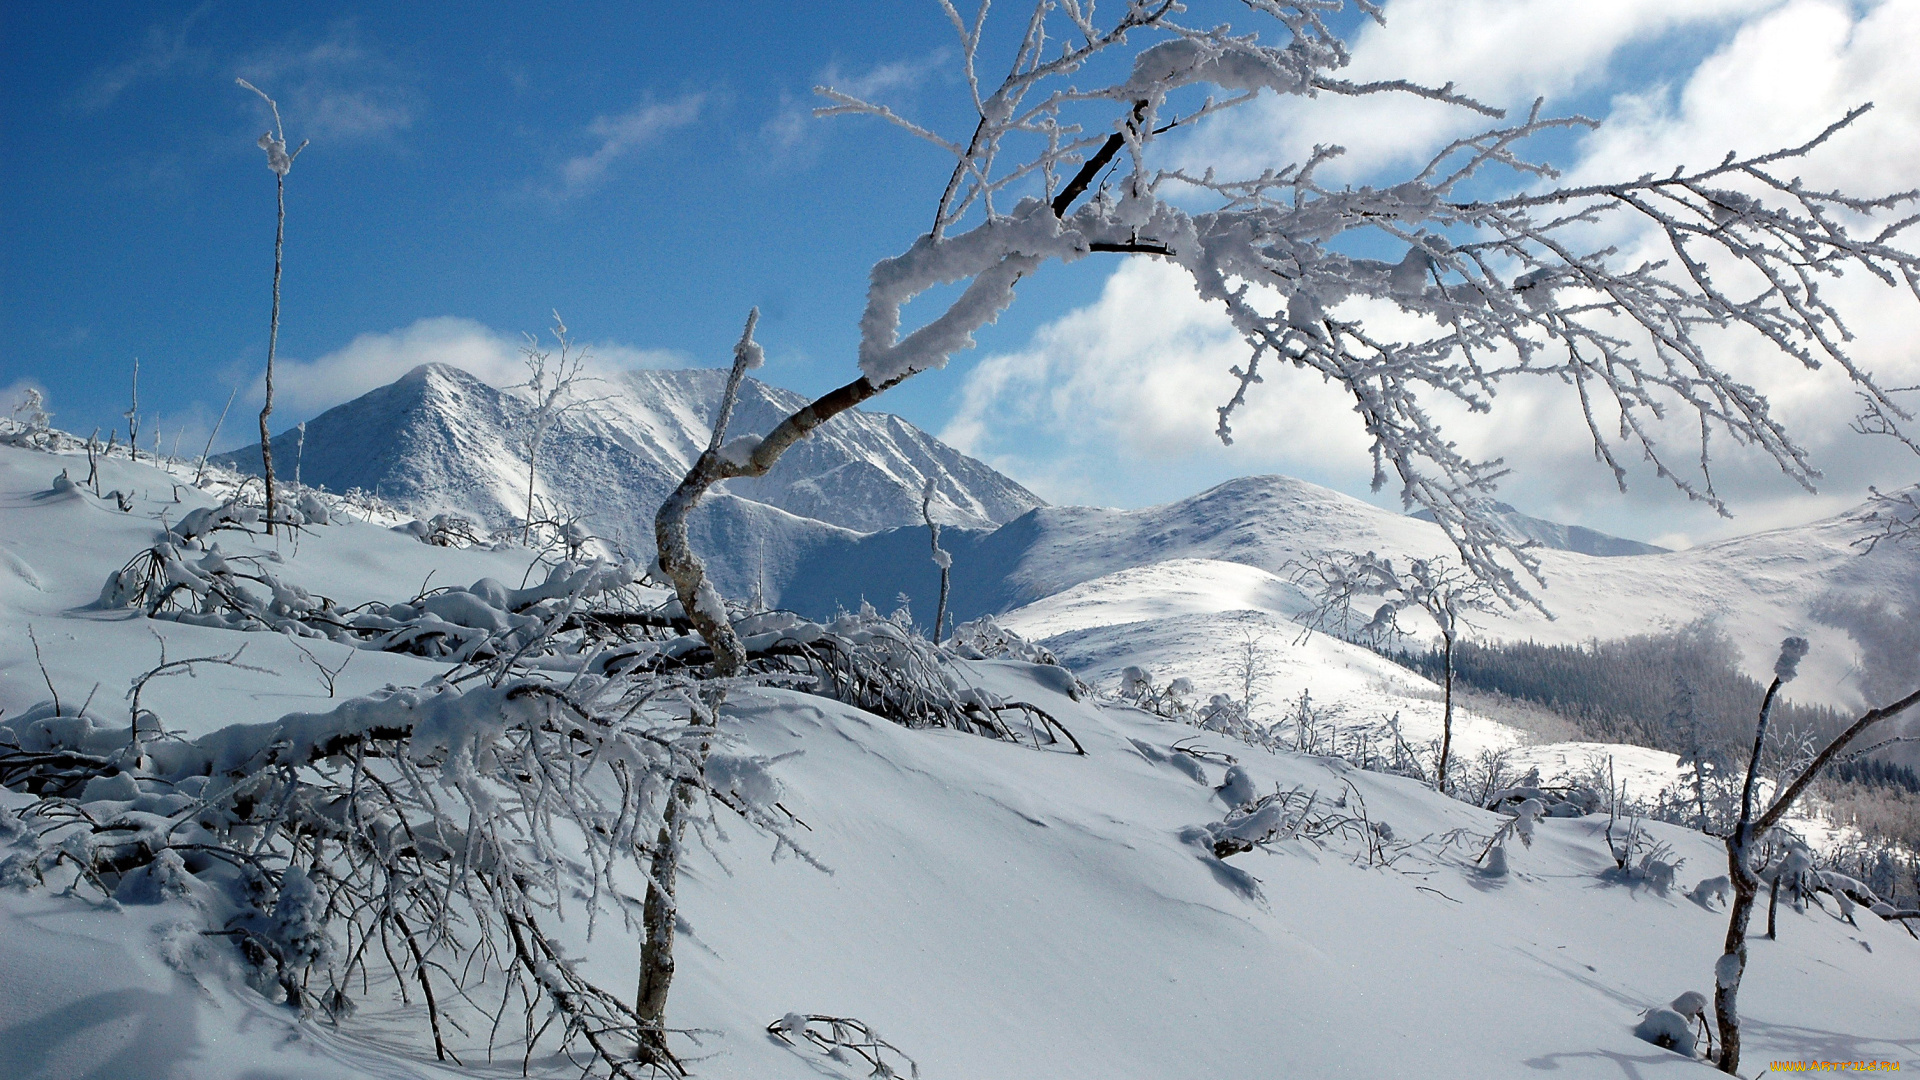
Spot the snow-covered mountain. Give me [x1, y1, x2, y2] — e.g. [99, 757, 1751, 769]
[757, 474, 1917, 709]
[1411, 501, 1668, 556]
[217, 363, 1044, 541]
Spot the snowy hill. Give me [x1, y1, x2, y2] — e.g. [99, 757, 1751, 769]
[758, 474, 1916, 709]
[1412, 501, 1669, 556]
[1, 442, 1915, 1080]
[217, 363, 1044, 540]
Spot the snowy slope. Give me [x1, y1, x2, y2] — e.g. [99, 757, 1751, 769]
[763, 474, 1917, 709]
[216, 363, 1044, 540]
[1413, 501, 1669, 556]
[4, 443, 1917, 1080]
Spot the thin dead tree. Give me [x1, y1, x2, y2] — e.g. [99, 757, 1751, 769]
[650, 1, 1920, 676]
[124, 357, 140, 463]
[194, 375, 244, 485]
[238, 78, 306, 535]
[1711, 638, 1920, 1073]
[922, 476, 952, 645]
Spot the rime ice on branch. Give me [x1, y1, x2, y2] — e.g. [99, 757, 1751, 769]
[652, 0, 1920, 660]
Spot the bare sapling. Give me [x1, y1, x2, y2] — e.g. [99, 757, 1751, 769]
[648, 1, 1920, 672]
[518, 311, 596, 543]
[1294, 552, 1493, 790]
[922, 476, 952, 644]
[1712, 638, 1920, 1073]
[238, 78, 306, 535]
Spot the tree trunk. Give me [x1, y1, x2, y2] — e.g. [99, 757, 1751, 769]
[260, 173, 285, 535]
[1437, 631, 1455, 793]
[1714, 838, 1759, 1072]
[655, 367, 898, 676]
[635, 783, 688, 1064]
[1766, 873, 1779, 940]
[524, 440, 538, 544]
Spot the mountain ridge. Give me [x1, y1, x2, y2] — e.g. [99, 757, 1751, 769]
[215, 362, 1045, 542]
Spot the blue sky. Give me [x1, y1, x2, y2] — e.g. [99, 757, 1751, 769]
[5, 1, 1918, 546]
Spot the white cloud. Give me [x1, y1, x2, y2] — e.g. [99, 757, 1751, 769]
[1172, 0, 1780, 182]
[1564, 0, 1920, 192]
[820, 53, 946, 103]
[942, 259, 1380, 504]
[558, 96, 703, 196]
[269, 316, 686, 422]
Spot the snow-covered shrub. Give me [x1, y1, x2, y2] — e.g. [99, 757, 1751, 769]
[1633, 1006, 1698, 1057]
[2, 387, 54, 449]
[1689, 875, 1732, 911]
[1483, 766, 1603, 819]
[98, 534, 645, 664]
[394, 511, 487, 548]
[768, 1014, 919, 1078]
[1182, 784, 1387, 866]
[947, 615, 1057, 665]
[0, 666, 802, 1074]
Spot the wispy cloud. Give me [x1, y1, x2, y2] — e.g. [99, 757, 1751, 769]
[556, 96, 704, 197]
[763, 50, 949, 153]
[74, 3, 211, 112]
[235, 22, 418, 142]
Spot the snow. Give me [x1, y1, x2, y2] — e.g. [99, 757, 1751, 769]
[215, 362, 1044, 540]
[3, 441, 1918, 1079]
[762, 474, 1918, 713]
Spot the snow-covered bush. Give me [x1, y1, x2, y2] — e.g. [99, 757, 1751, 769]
[97, 533, 645, 664]
[1633, 1005, 1698, 1058]
[767, 1013, 919, 1079]
[947, 614, 1057, 665]
[2, 387, 54, 449]
[0, 667, 800, 1075]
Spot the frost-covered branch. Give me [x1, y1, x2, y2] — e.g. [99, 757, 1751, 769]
[654, 0, 1920, 662]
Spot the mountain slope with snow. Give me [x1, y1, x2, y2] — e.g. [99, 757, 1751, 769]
[760, 474, 1917, 709]
[1412, 501, 1669, 556]
[217, 363, 1044, 542]
[3, 443, 1915, 1080]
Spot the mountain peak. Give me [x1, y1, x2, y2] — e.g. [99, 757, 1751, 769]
[215, 364, 1044, 543]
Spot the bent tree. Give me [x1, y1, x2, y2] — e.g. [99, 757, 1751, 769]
[1712, 639, 1920, 1073]
[654, 0, 1920, 677]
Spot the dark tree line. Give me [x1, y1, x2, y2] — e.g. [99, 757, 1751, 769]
[1388, 622, 1848, 758]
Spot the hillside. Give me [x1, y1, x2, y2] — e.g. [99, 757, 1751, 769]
[2, 443, 1916, 1080]
[758, 475, 1917, 710]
